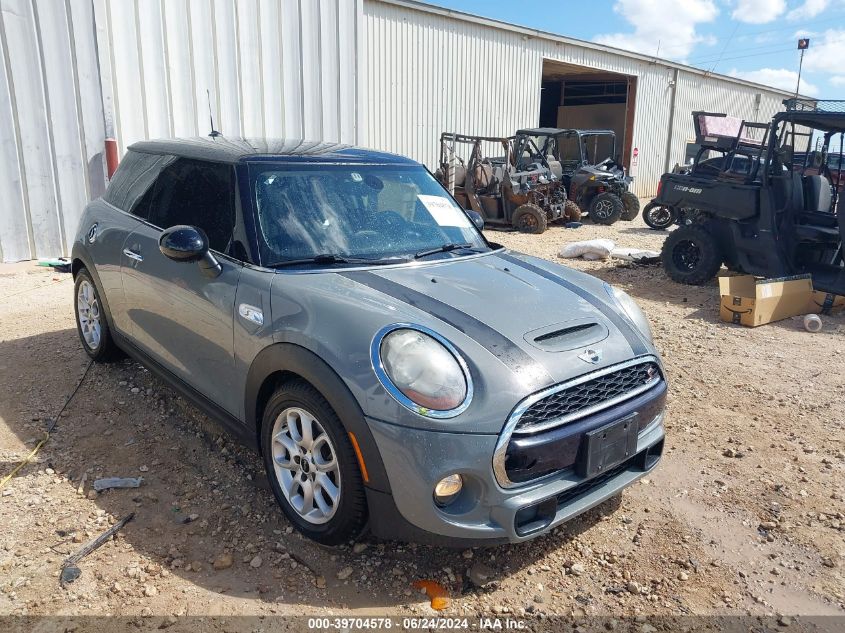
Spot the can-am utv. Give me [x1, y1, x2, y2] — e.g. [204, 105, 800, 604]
[653, 100, 845, 295]
[435, 132, 572, 234]
[514, 128, 639, 225]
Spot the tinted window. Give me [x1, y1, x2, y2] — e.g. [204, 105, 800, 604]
[103, 151, 175, 217]
[147, 159, 236, 253]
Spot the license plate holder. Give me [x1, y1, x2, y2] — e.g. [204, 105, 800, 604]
[577, 414, 638, 478]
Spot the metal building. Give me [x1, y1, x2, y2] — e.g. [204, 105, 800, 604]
[1, 0, 798, 262]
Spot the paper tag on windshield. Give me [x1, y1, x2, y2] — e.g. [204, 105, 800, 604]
[418, 195, 472, 228]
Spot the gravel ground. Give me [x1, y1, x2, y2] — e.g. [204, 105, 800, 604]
[0, 213, 844, 628]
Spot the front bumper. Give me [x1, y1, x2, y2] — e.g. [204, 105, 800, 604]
[364, 409, 665, 545]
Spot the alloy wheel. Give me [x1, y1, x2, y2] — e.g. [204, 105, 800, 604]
[594, 199, 614, 219]
[77, 280, 101, 350]
[271, 407, 341, 524]
[673, 240, 702, 271]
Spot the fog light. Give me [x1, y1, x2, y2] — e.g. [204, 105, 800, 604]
[433, 474, 463, 506]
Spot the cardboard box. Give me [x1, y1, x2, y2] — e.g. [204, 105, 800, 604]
[718, 274, 814, 327]
[807, 290, 845, 315]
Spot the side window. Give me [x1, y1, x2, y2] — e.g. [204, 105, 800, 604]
[147, 159, 236, 253]
[103, 151, 174, 218]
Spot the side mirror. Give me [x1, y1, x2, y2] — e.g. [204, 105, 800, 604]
[159, 225, 221, 278]
[467, 209, 485, 231]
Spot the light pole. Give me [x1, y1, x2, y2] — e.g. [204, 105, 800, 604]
[795, 38, 810, 98]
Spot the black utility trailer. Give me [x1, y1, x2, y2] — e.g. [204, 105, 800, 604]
[653, 100, 845, 295]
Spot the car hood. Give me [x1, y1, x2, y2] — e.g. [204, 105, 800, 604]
[340, 250, 652, 392]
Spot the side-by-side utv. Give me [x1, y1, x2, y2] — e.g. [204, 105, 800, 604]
[514, 128, 639, 225]
[435, 133, 573, 234]
[653, 100, 845, 295]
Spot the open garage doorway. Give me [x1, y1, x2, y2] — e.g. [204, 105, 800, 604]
[540, 59, 637, 169]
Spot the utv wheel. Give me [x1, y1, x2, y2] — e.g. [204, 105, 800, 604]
[643, 203, 676, 230]
[512, 203, 548, 234]
[588, 192, 623, 225]
[620, 191, 640, 221]
[662, 224, 723, 285]
[261, 380, 367, 545]
[564, 199, 582, 222]
[74, 268, 121, 361]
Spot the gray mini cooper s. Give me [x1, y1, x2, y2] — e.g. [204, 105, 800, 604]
[72, 138, 666, 546]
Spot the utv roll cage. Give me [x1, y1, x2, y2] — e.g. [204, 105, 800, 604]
[654, 98, 845, 294]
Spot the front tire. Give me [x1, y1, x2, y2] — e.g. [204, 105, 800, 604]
[512, 203, 548, 234]
[261, 380, 367, 545]
[662, 224, 723, 285]
[588, 192, 623, 225]
[74, 268, 121, 361]
[620, 191, 640, 221]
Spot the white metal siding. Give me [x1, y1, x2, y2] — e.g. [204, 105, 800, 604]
[363, 0, 791, 197]
[98, 0, 363, 154]
[0, 0, 106, 262]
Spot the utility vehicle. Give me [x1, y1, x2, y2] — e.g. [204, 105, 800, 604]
[435, 133, 573, 234]
[654, 101, 845, 294]
[514, 128, 639, 225]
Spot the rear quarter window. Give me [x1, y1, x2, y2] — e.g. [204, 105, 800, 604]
[103, 150, 175, 218]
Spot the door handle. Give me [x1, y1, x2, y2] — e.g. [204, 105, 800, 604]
[123, 248, 143, 263]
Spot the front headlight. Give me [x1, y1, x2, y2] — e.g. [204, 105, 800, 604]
[605, 284, 653, 343]
[373, 325, 471, 417]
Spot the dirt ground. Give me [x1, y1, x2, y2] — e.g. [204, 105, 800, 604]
[1, 214, 843, 629]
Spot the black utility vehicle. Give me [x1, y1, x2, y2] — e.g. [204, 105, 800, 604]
[514, 128, 639, 225]
[654, 101, 845, 294]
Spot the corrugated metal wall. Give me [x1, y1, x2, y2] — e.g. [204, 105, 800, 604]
[363, 0, 790, 197]
[0, 0, 796, 261]
[0, 0, 107, 262]
[96, 0, 363, 155]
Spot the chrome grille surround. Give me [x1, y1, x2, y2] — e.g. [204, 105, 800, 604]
[492, 355, 664, 489]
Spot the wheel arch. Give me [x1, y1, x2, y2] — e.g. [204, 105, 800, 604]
[246, 343, 390, 493]
[70, 244, 117, 331]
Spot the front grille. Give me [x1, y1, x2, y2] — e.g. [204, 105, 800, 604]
[515, 361, 661, 432]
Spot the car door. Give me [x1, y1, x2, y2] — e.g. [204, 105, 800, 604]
[121, 157, 243, 416]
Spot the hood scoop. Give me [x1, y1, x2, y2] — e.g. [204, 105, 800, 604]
[524, 319, 609, 353]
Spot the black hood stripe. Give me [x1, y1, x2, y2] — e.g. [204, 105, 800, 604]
[340, 271, 552, 390]
[497, 253, 649, 357]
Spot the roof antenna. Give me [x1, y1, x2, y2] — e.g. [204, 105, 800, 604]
[207, 89, 221, 138]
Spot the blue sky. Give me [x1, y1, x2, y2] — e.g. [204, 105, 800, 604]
[433, 0, 845, 99]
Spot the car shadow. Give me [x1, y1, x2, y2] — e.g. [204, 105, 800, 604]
[0, 327, 625, 610]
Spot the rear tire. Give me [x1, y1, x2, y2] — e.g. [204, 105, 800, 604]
[620, 191, 640, 221]
[589, 193, 623, 225]
[261, 379, 367, 545]
[662, 224, 723, 285]
[512, 203, 548, 234]
[74, 268, 121, 362]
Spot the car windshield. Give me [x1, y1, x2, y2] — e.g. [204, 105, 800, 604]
[251, 164, 488, 266]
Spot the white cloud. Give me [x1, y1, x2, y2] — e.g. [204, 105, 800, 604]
[727, 67, 819, 95]
[802, 29, 845, 75]
[594, 0, 719, 60]
[787, 0, 829, 20]
[831, 76, 845, 86]
[731, 0, 787, 24]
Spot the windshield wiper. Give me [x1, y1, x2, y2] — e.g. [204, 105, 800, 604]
[268, 254, 408, 268]
[414, 242, 476, 259]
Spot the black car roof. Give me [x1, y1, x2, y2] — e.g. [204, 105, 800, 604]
[127, 137, 419, 165]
